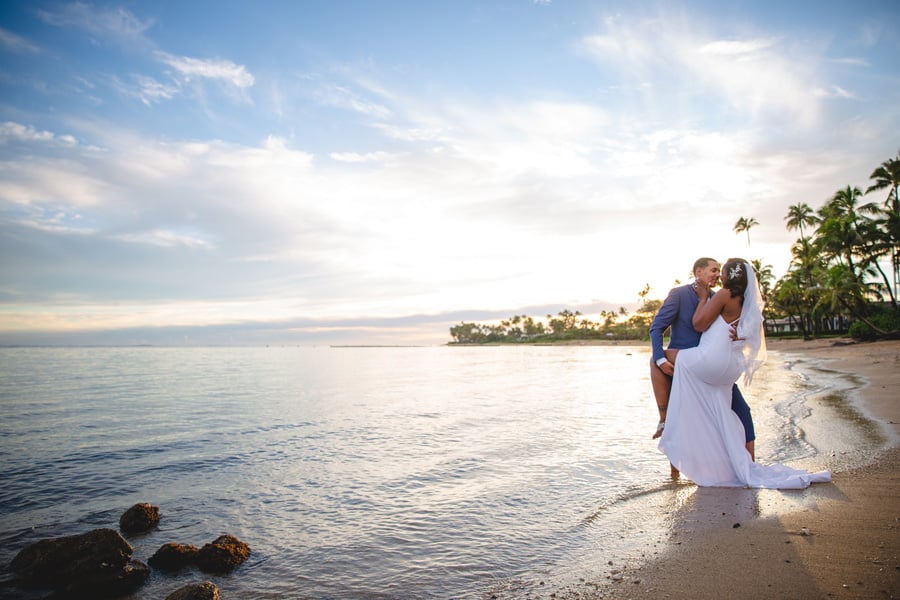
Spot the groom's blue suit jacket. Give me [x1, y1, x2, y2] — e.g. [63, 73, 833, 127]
[649, 283, 756, 442]
[650, 283, 702, 363]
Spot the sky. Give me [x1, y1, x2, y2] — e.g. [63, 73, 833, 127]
[1, 1, 898, 346]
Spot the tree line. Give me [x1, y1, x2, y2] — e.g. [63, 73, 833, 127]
[449, 150, 900, 344]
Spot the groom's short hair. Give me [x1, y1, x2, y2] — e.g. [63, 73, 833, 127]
[692, 257, 718, 274]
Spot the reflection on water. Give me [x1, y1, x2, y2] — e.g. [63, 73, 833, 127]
[0, 346, 885, 599]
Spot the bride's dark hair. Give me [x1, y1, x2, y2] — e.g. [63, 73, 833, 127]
[723, 258, 748, 303]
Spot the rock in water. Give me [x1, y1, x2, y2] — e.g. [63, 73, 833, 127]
[11, 528, 132, 585]
[196, 534, 251, 573]
[10, 528, 148, 596]
[164, 581, 220, 600]
[149, 542, 200, 570]
[59, 559, 150, 598]
[119, 503, 161, 534]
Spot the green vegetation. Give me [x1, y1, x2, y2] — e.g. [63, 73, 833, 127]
[770, 151, 900, 340]
[450, 150, 900, 344]
[449, 288, 661, 344]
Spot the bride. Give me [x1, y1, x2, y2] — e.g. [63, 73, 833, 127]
[657, 258, 831, 489]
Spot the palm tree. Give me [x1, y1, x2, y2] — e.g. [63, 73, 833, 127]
[773, 276, 811, 339]
[818, 264, 898, 338]
[751, 260, 775, 299]
[866, 153, 900, 210]
[784, 238, 826, 338]
[751, 259, 775, 332]
[827, 185, 879, 221]
[815, 185, 879, 278]
[784, 203, 819, 241]
[508, 314, 523, 339]
[865, 153, 900, 300]
[733, 216, 759, 246]
[856, 217, 897, 308]
[815, 214, 859, 272]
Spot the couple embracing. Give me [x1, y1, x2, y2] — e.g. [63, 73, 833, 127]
[649, 257, 831, 489]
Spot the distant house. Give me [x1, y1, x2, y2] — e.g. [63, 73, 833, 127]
[766, 314, 854, 336]
[766, 317, 801, 334]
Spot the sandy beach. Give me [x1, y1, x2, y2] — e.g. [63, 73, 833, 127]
[594, 338, 900, 600]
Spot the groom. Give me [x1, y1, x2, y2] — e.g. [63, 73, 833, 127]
[649, 257, 755, 475]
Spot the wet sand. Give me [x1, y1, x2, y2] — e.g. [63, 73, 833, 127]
[549, 337, 900, 600]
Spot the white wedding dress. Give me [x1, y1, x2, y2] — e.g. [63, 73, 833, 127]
[658, 314, 831, 489]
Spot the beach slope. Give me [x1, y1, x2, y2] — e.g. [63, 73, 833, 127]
[606, 338, 900, 599]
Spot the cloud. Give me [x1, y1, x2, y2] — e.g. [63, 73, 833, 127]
[111, 59, 254, 106]
[827, 57, 870, 67]
[0, 26, 40, 53]
[37, 4, 253, 104]
[110, 228, 214, 249]
[38, 2, 153, 39]
[0, 121, 54, 143]
[132, 74, 179, 105]
[0, 107, 589, 321]
[0, 121, 78, 147]
[685, 38, 820, 125]
[579, 13, 669, 74]
[1, 2, 895, 346]
[857, 21, 883, 47]
[440, 100, 609, 179]
[329, 151, 395, 163]
[363, 96, 610, 181]
[0, 303, 514, 346]
[0, 100, 888, 343]
[698, 38, 776, 56]
[814, 85, 857, 99]
[314, 83, 392, 119]
[578, 15, 823, 128]
[156, 51, 255, 89]
[0, 157, 111, 208]
[1, 123, 324, 249]
[371, 123, 446, 143]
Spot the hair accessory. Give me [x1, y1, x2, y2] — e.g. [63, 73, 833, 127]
[729, 263, 743, 280]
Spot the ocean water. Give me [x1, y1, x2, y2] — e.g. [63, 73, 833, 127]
[0, 345, 886, 599]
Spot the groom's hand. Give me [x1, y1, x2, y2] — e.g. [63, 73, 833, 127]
[659, 360, 674, 376]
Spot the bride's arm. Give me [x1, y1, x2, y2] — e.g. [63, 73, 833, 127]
[692, 289, 729, 332]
